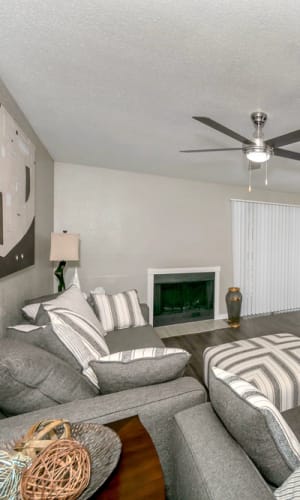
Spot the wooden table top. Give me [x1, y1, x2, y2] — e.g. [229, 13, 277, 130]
[91, 415, 165, 499]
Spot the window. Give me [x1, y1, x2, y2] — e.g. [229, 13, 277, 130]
[231, 199, 300, 316]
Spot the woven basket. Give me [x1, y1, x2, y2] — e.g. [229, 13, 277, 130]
[0, 422, 122, 499]
[20, 438, 91, 500]
[14, 419, 71, 460]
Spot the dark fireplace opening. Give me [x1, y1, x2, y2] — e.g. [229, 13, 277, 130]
[153, 272, 214, 327]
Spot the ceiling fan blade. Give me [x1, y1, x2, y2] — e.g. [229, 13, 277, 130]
[193, 117, 253, 145]
[266, 130, 300, 148]
[180, 147, 243, 153]
[273, 148, 300, 161]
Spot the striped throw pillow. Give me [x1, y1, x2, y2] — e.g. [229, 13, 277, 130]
[275, 467, 300, 499]
[46, 307, 110, 388]
[92, 290, 146, 332]
[43, 285, 105, 335]
[89, 347, 191, 393]
[210, 367, 300, 486]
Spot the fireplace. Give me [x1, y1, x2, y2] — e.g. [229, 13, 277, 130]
[147, 267, 220, 326]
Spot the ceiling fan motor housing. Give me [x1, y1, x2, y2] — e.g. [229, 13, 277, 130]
[251, 111, 268, 128]
[244, 111, 273, 162]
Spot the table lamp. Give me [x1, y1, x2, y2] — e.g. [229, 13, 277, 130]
[50, 232, 80, 291]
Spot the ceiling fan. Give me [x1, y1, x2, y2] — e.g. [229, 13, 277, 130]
[181, 111, 300, 165]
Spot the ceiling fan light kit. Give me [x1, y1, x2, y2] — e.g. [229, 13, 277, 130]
[182, 110, 300, 190]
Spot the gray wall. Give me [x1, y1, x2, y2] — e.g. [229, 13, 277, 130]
[0, 78, 54, 331]
[54, 162, 300, 315]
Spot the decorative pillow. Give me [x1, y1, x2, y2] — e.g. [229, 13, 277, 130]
[209, 367, 300, 486]
[0, 339, 98, 416]
[22, 292, 60, 321]
[92, 289, 146, 332]
[89, 347, 190, 394]
[36, 286, 106, 337]
[6, 323, 82, 372]
[274, 467, 300, 499]
[47, 309, 110, 387]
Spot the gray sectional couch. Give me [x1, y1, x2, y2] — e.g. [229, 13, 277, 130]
[0, 302, 207, 499]
[1, 293, 300, 499]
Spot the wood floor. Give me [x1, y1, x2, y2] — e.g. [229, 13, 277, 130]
[162, 311, 300, 385]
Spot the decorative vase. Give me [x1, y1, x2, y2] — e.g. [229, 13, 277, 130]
[226, 287, 242, 328]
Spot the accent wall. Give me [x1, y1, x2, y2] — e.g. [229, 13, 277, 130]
[0, 78, 54, 331]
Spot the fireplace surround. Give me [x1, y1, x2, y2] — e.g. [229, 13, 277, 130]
[147, 267, 221, 326]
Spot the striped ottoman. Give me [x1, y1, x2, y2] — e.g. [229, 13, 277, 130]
[203, 333, 300, 412]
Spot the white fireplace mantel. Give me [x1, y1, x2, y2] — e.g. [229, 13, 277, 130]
[147, 266, 221, 325]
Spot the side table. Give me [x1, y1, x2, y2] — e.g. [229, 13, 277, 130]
[91, 415, 165, 499]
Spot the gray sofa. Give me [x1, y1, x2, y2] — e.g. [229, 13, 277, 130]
[173, 398, 300, 499]
[0, 302, 207, 499]
[3, 294, 299, 499]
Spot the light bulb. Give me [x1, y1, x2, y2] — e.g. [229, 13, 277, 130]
[246, 150, 270, 163]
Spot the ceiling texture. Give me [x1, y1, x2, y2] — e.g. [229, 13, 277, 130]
[1, 0, 300, 192]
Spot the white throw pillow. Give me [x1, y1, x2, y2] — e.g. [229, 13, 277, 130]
[43, 285, 106, 336]
[92, 289, 146, 332]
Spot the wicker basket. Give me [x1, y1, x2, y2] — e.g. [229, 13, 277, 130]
[14, 419, 71, 459]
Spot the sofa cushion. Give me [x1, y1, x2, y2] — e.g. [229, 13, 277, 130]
[105, 325, 164, 353]
[90, 347, 190, 394]
[6, 323, 81, 371]
[92, 289, 146, 332]
[47, 309, 109, 387]
[0, 339, 98, 416]
[209, 367, 300, 486]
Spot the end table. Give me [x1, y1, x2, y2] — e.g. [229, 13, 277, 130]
[91, 415, 165, 499]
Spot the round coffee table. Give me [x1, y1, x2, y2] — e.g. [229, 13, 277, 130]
[91, 415, 165, 499]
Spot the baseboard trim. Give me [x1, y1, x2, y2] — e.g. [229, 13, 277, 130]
[215, 313, 227, 320]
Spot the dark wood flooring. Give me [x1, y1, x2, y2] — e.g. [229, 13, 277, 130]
[162, 311, 300, 385]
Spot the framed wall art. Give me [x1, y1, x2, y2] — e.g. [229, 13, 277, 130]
[0, 104, 35, 278]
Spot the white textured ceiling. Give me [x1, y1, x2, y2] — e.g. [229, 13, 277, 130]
[1, 0, 300, 191]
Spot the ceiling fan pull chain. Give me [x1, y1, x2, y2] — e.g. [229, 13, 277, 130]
[248, 161, 252, 192]
[265, 160, 268, 186]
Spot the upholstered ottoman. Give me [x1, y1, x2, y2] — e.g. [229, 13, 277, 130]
[203, 333, 300, 411]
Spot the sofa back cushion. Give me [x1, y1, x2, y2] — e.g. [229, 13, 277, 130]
[6, 323, 82, 371]
[0, 339, 98, 416]
[209, 367, 300, 486]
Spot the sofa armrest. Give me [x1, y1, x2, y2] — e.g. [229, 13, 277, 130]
[174, 403, 274, 500]
[0, 377, 206, 499]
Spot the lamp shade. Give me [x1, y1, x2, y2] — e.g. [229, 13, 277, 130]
[49, 232, 80, 262]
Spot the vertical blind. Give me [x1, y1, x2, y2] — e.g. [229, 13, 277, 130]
[231, 199, 300, 316]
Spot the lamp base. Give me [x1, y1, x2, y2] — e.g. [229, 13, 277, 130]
[54, 260, 66, 292]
